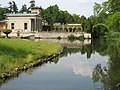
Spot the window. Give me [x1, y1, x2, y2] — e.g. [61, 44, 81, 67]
[24, 23, 27, 30]
[11, 23, 14, 29]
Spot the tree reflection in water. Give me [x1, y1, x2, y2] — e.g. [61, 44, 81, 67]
[92, 39, 120, 90]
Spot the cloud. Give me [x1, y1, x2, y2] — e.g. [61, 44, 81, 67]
[64, 52, 108, 77]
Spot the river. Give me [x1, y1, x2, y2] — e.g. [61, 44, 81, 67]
[0, 39, 120, 90]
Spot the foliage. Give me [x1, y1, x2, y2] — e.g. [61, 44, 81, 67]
[8, 1, 18, 13]
[0, 39, 61, 73]
[91, 39, 120, 90]
[84, 18, 93, 33]
[106, 12, 120, 32]
[68, 34, 84, 42]
[106, 31, 120, 38]
[92, 23, 109, 38]
[0, 7, 10, 20]
[43, 4, 81, 25]
[29, 0, 35, 9]
[110, 0, 120, 13]
[80, 15, 86, 31]
[19, 4, 28, 13]
[2, 29, 12, 38]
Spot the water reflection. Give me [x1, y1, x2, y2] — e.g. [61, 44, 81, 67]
[0, 39, 120, 90]
[92, 39, 120, 90]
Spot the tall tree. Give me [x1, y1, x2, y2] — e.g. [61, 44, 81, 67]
[29, 0, 35, 8]
[8, 1, 13, 13]
[84, 18, 93, 33]
[72, 14, 81, 23]
[12, 1, 18, 13]
[19, 4, 28, 13]
[8, 1, 18, 13]
[80, 15, 86, 31]
[93, 2, 102, 17]
[110, 0, 120, 13]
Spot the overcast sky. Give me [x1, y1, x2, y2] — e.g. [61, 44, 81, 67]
[0, 0, 107, 17]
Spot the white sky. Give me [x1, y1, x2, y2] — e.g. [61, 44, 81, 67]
[0, 0, 107, 17]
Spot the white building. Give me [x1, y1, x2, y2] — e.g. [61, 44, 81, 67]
[6, 7, 42, 33]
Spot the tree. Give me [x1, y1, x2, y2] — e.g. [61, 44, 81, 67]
[72, 14, 81, 23]
[2, 29, 12, 38]
[8, 1, 18, 13]
[110, 0, 120, 13]
[8, 1, 13, 13]
[19, 4, 28, 13]
[0, 7, 10, 20]
[29, 0, 35, 8]
[106, 12, 120, 32]
[43, 5, 60, 25]
[92, 23, 109, 38]
[80, 15, 86, 31]
[12, 1, 18, 13]
[93, 2, 102, 17]
[84, 18, 93, 33]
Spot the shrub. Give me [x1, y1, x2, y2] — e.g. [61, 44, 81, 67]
[2, 29, 12, 38]
[92, 23, 109, 38]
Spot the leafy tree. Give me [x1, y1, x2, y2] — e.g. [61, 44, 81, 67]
[92, 23, 109, 38]
[8, 1, 13, 13]
[84, 18, 93, 33]
[93, 2, 102, 17]
[8, 1, 18, 13]
[29, 0, 35, 8]
[43, 4, 81, 25]
[12, 1, 18, 13]
[93, 1, 110, 24]
[110, 0, 120, 13]
[19, 4, 28, 13]
[0, 7, 10, 20]
[106, 12, 120, 32]
[80, 15, 86, 31]
[72, 14, 81, 23]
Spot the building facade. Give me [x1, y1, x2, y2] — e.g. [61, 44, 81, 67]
[5, 7, 42, 33]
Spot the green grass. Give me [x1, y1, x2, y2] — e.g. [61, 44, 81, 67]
[0, 38, 61, 73]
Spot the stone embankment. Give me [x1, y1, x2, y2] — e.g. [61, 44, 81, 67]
[1, 32, 91, 39]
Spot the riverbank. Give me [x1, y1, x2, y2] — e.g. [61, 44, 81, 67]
[0, 38, 62, 78]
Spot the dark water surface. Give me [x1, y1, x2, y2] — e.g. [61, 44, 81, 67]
[0, 39, 120, 90]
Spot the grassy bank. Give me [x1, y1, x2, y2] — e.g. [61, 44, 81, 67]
[0, 39, 61, 73]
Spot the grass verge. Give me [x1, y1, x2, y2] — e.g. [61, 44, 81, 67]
[0, 38, 61, 73]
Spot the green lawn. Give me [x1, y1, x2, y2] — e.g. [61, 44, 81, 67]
[0, 38, 61, 73]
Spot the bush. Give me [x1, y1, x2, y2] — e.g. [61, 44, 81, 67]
[2, 29, 12, 38]
[92, 23, 109, 38]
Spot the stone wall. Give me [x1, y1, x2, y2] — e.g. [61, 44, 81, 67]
[1, 32, 91, 39]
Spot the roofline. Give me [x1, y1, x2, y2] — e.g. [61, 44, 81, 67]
[5, 13, 40, 17]
[7, 15, 39, 17]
